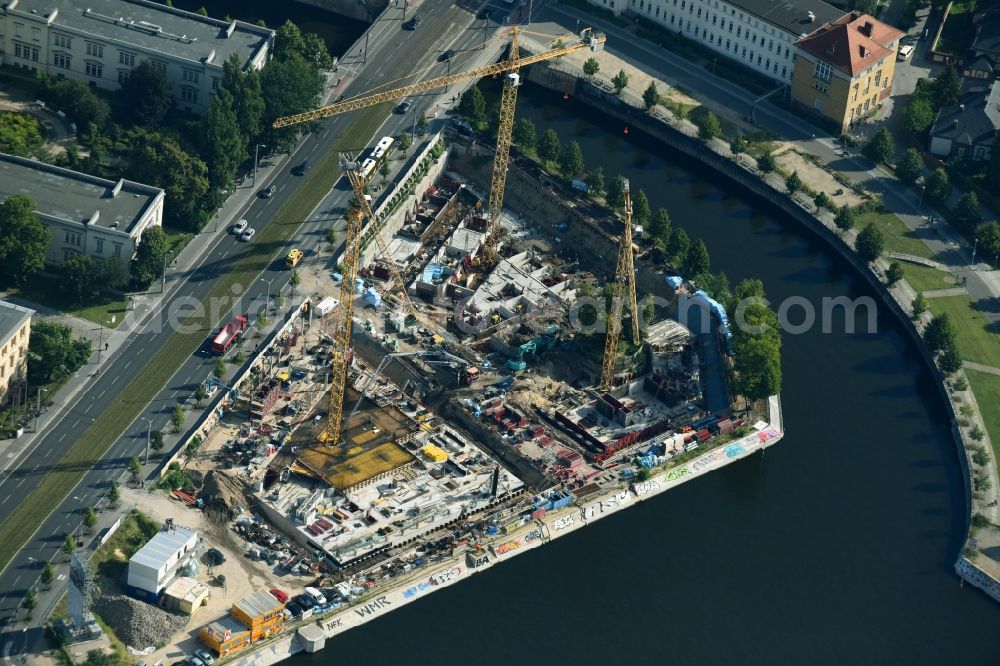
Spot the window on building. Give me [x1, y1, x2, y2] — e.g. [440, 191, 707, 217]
[212, 76, 220, 91]
[697, 7, 701, 16]
[113, 242, 122, 257]
[766, 58, 770, 69]
[756, 55, 762, 65]
[31, 27, 40, 42]
[974, 146, 986, 161]
[119, 51, 135, 67]
[728, 23, 732, 32]
[726, 38, 730, 48]
[86, 42, 104, 57]
[95, 238, 104, 254]
[53, 53, 70, 69]
[670, 14, 675, 23]
[640, 0, 644, 9]
[656, 6, 660, 16]
[149, 59, 167, 74]
[86, 61, 103, 78]
[782, 66, 787, 78]
[118, 70, 129, 84]
[784, 47, 789, 58]
[737, 27, 741, 37]
[742, 46, 747, 56]
[752, 34, 757, 44]
[874, 70, 881, 87]
[814, 60, 832, 83]
[14, 22, 22, 38]
[54, 34, 72, 49]
[814, 97, 822, 110]
[712, 14, 717, 24]
[864, 98, 870, 111]
[768, 39, 773, 51]
[181, 87, 199, 104]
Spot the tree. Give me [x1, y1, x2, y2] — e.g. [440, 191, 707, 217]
[59, 254, 95, 304]
[83, 506, 97, 533]
[785, 171, 802, 193]
[583, 57, 600, 78]
[417, 114, 428, 135]
[131, 226, 168, 289]
[186, 435, 203, 459]
[924, 313, 957, 353]
[588, 166, 606, 197]
[935, 66, 961, 107]
[642, 82, 660, 110]
[612, 69, 629, 94]
[200, 89, 246, 190]
[214, 358, 227, 379]
[834, 206, 855, 232]
[974, 221, 1000, 259]
[290, 269, 301, 296]
[896, 148, 924, 184]
[40, 561, 54, 589]
[863, 128, 894, 164]
[196, 6, 208, 15]
[260, 54, 324, 153]
[558, 141, 584, 179]
[668, 227, 690, 265]
[150, 430, 164, 454]
[683, 239, 711, 276]
[756, 151, 776, 172]
[0, 194, 50, 286]
[129, 134, 209, 230]
[222, 53, 265, 145]
[94, 257, 127, 292]
[0, 111, 45, 156]
[728, 279, 782, 403]
[633, 189, 651, 226]
[989, 141, 1000, 195]
[398, 131, 412, 155]
[171, 404, 185, 432]
[62, 534, 76, 558]
[939, 343, 963, 374]
[458, 86, 487, 127]
[730, 135, 748, 155]
[901, 98, 935, 136]
[885, 261, 904, 286]
[274, 20, 333, 70]
[814, 192, 832, 210]
[951, 192, 981, 232]
[107, 481, 120, 506]
[912, 292, 928, 318]
[606, 175, 626, 209]
[848, 0, 877, 13]
[649, 208, 671, 244]
[855, 222, 885, 263]
[22, 588, 36, 615]
[512, 118, 537, 152]
[128, 456, 142, 482]
[27, 321, 91, 385]
[924, 168, 951, 207]
[118, 61, 173, 126]
[193, 383, 208, 407]
[695, 111, 722, 140]
[538, 129, 561, 165]
[37, 76, 110, 135]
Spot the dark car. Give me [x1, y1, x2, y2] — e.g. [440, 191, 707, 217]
[294, 594, 316, 610]
[293, 160, 312, 176]
[395, 101, 412, 114]
[204, 548, 225, 565]
[259, 184, 276, 198]
[285, 601, 303, 618]
[438, 49, 455, 62]
[402, 16, 421, 30]
[476, 8, 490, 19]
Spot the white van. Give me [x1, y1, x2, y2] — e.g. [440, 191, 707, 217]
[304, 586, 327, 606]
[897, 44, 914, 61]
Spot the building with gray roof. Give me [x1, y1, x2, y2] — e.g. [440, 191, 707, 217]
[127, 525, 198, 601]
[0, 0, 273, 113]
[0, 152, 164, 267]
[0, 301, 33, 405]
[929, 80, 1000, 163]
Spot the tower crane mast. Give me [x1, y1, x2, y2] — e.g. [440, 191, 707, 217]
[600, 178, 641, 391]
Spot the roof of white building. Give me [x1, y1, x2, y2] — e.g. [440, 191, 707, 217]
[730, 0, 844, 36]
[0, 301, 33, 351]
[0, 153, 162, 234]
[7, 0, 273, 68]
[129, 526, 196, 572]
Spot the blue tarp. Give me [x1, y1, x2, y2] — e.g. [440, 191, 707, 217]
[665, 275, 684, 289]
[363, 288, 382, 307]
[692, 290, 732, 343]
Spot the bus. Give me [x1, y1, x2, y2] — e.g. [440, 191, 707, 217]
[370, 136, 394, 160]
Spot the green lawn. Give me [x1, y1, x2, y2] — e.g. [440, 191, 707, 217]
[966, 369, 1000, 464]
[901, 262, 954, 293]
[0, 107, 391, 575]
[927, 295, 1000, 368]
[162, 226, 194, 264]
[857, 211, 935, 259]
[938, 1, 976, 55]
[10, 274, 128, 328]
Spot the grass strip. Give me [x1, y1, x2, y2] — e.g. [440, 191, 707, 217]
[856, 211, 935, 259]
[0, 109, 389, 574]
[966, 369, 1000, 465]
[926, 295, 1000, 369]
[901, 263, 953, 293]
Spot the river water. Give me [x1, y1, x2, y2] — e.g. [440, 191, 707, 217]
[202, 3, 1000, 660]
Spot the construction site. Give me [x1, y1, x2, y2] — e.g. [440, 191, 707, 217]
[79, 26, 783, 665]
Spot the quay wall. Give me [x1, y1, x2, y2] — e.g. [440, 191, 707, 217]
[521, 63, 987, 596]
[291, 0, 387, 22]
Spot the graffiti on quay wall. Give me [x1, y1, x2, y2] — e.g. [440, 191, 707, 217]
[494, 540, 521, 556]
[552, 515, 574, 530]
[430, 566, 462, 586]
[724, 442, 747, 458]
[665, 465, 690, 482]
[354, 596, 391, 617]
[632, 480, 660, 497]
[524, 529, 542, 543]
[582, 489, 631, 521]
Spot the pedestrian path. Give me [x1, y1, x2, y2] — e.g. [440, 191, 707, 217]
[964, 362, 1000, 377]
[922, 287, 968, 298]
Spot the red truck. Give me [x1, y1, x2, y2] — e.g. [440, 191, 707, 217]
[211, 315, 247, 354]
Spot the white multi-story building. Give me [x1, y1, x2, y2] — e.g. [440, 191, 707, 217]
[0, 152, 164, 267]
[0, 0, 273, 113]
[593, 0, 843, 83]
[127, 526, 198, 602]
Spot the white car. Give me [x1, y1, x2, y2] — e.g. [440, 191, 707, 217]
[897, 44, 914, 61]
[231, 219, 248, 234]
[239, 228, 256, 242]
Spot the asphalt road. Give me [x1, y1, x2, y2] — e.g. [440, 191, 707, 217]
[0, 0, 506, 652]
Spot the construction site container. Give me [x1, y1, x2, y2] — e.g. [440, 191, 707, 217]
[422, 444, 448, 463]
[315, 297, 339, 317]
[231, 590, 285, 640]
[200, 616, 251, 657]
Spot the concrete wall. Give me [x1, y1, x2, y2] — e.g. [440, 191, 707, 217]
[292, 0, 388, 22]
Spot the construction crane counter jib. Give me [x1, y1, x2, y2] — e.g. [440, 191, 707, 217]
[271, 28, 606, 128]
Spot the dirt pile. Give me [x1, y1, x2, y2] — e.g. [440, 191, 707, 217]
[91, 592, 188, 650]
[201, 470, 246, 519]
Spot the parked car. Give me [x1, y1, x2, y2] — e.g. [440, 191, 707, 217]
[204, 548, 225, 565]
[402, 16, 421, 29]
[286, 601, 303, 618]
[304, 586, 327, 605]
[239, 228, 256, 242]
[269, 588, 289, 604]
[897, 44, 914, 61]
[194, 650, 215, 665]
[294, 594, 316, 610]
[476, 8, 490, 19]
[293, 160, 312, 176]
[259, 184, 277, 198]
[438, 49, 455, 62]
[186, 657, 205, 666]
[395, 101, 412, 114]
[231, 219, 248, 234]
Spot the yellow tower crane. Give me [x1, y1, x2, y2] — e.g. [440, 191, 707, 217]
[599, 178, 641, 391]
[275, 27, 606, 444]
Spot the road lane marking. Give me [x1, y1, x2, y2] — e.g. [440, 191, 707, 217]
[57, 433, 66, 442]
[124, 359, 132, 370]
[14, 479, 24, 488]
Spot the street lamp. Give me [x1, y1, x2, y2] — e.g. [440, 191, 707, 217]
[918, 184, 925, 212]
[95, 317, 114, 364]
[34, 387, 46, 432]
[971, 237, 978, 267]
[140, 417, 151, 464]
[261, 278, 274, 318]
[252, 144, 266, 187]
